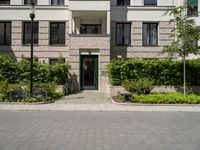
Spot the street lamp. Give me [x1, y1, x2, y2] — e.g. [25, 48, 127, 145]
[30, 1, 35, 97]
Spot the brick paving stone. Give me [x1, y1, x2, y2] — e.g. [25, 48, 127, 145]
[1, 111, 200, 150]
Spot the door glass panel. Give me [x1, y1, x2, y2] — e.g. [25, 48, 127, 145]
[81, 55, 98, 90]
[83, 58, 95, 86]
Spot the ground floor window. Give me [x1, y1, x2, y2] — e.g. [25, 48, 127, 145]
[50, 22, 65, 45]
[23, 22, 39, 45]
[49, 58, 65, 65]
[0, 22, 11, 45]
[143, 23, 158, 46]
[116, 23, 131, 46]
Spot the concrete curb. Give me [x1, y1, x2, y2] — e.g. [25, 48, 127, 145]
[1, 103, 200, 112]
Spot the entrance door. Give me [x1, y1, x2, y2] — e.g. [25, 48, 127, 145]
[80, 55, 98, 90]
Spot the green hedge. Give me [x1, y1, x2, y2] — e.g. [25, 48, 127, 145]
[0, 54, 71, 84]
[107, 59, 200, 86]
[134, 93, 200, 104]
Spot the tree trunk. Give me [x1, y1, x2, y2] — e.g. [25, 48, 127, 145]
[183, 53, 186, 97]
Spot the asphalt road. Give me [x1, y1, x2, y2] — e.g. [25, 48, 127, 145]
[0, 111, 200, 150]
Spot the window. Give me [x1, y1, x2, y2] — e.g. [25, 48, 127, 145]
[50, 22, 65, 45]
[51, 0, 64, 5]
[143, 23, 158, 46]
[116, 23, 131, 46]
[80, 24, 102, 34]
[24, 0, 37, 5]
[49, 58, 65, 65]
[117, 0, 130, 6]
[187, 0, 198, 16]
[0, 0, 10, 5]
[23, 22, 38, 45]
[23, 57, 38, 62]
[144, 0, 157, 6]
[0, 22, 11, 45]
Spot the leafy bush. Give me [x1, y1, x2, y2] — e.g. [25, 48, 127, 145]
[0, 54, 71, 84]
[134, 93, 200, 104]
[115, 92, 124, 102]
[122, 78, 153, 95]
[107, 58, 200, 86]
[0, 82, 63, 103]
[0, 94, 6, 102]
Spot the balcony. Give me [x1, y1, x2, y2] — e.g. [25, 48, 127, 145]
[69, 11, 110, 35]
[69, 0, 110, 11]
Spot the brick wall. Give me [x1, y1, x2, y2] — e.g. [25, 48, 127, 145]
[111, 21, 175, 59]
[0, 20, 70, 63]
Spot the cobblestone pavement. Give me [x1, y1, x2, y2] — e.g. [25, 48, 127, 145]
[0, 111, 200, 150]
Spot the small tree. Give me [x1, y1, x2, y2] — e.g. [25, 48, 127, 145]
[163, 2, 200, 96]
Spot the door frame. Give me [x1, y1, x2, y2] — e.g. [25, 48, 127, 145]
[80, 55, 99, 90]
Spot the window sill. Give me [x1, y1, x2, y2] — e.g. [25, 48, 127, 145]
[142, 45, 159, 47]
[116, 45, 131, 47]
[22, 44, 39, 47]
[49, 44, 66, 47]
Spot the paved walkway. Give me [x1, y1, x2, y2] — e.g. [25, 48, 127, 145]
[0, 91, 200, 112]
[55, 90, 111, 104]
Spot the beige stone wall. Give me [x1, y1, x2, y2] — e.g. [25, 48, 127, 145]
[111, 21, 175, 59]
[0, 20, 70, 63]
[69, 36, 110, 92]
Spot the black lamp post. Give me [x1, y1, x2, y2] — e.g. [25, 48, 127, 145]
[30, 1, 35, 97]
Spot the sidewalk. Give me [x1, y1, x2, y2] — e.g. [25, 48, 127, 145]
[1, 103, 200, 112]
[0, 91, 200, 112]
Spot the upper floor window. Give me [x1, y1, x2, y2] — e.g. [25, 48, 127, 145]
[23, 22, 39, 45]
[187, 0, 198, 16]
[0, 22, 11, 45]
[80, 24, 102, 34]
[143, 23, 158, 46]
[144, 0, 157, 6]
[51, 0, 64, 5]
[116, 23, 131, 46]
[0, 0, 10, 5]
[24, 0, 37, 5]
[117, 0, 130, 6]
[50, 22, 65, 45]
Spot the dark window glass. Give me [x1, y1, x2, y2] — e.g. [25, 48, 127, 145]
[117, 0, 130, 6]
[144, 0, 157, 6]
[23, 22, 38, 45]
[24, 0, 37, 5]
[50, 58, 65, 65]
[80, 24, 102, 34]
[0, 22, 11, 45]
[50, 22, 65, 45]
[24, 58, 38, 62]
[0, 0, 10, 5]
[143, 23, 158, 46]
[116, 23, 131, 46]
[187, 0, 198, 16]
[51, 0, 64, 5]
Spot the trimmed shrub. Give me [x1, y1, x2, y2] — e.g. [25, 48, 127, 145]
[107, 58, 200, 86]
[134, 93, 200, 104]
[122, 78, 153, 95]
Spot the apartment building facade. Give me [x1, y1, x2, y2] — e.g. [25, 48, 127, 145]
[0, 0, 199, 93]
